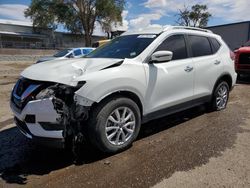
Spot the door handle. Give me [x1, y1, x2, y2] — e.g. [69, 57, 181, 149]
[214, 60, 221, 65]
[184, 66, 193, 72]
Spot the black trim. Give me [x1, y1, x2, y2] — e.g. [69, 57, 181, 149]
[142, 95, 211, 123]
[100, 60, 124, 70]
[25, 114, 36, 123]
[14, 117, 32, 135]
[39, 122, 64, 131]
[184, 34, 192, 58]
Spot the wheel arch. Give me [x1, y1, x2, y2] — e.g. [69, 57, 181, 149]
[213, 73, 233, 93]
[92, 90, 144, 117]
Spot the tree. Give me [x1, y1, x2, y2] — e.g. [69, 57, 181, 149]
[25, 0, 125, 46]
[176, 4, 211, 28]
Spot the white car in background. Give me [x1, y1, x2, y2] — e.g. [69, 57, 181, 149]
[11, 26, 237, 153]
[36, 47, 95, 63]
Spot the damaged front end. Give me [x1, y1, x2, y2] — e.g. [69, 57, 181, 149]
[10, 77, 90, 148]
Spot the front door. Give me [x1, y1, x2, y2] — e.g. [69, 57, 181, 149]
[144, 34, 194, 115]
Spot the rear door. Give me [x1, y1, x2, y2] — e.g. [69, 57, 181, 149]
[188, 35, 223, 99]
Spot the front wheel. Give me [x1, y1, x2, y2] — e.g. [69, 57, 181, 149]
[88, 97, 141, 153]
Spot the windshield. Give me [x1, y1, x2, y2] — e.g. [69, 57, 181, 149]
[86, 34, 157, 59]
[54, 49, 71, 57]
[243, 41, 250, 47]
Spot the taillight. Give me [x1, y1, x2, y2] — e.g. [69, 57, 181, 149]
[230, 51, 235, 61]
[233, 51, 238, 70]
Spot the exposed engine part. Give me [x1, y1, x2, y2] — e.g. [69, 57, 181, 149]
[35, 83, 90, 145]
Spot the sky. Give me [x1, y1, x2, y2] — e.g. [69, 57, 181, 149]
[0, 0, 250, 35]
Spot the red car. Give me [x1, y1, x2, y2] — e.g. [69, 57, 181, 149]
[234, 40, 250, 77]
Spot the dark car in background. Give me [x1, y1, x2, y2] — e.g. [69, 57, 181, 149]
[234, 40, 250, 78]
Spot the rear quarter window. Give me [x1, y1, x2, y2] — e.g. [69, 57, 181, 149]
[189, 35, 212, 57]
[209, 37, 221, 53]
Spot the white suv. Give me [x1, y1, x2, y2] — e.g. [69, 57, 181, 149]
[10, 26, 237, 153]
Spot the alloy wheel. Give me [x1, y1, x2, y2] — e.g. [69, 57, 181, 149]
[105, 107, 136, 146]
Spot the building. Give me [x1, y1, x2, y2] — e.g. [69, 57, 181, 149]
[207, 21, 250, 50]
[0, 19, 105, 49]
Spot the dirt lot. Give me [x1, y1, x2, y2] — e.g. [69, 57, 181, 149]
[0, 61, 250, 188]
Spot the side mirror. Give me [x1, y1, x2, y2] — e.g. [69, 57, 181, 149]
[67, 53, 74, 58]
[150, 51, 173, 63]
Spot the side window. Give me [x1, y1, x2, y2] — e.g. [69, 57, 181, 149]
[155, 35, 188, 60]
[82, 49, 91, 55]
[210, 37, 221, 53]
[74, 49, 82, 56]
[189, 35, 212, 57]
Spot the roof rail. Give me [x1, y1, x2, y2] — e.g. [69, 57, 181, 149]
[165, 26, 213, 33]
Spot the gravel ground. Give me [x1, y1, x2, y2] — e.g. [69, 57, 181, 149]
[0, 61, 250, 188]
[0, 55, 42, 62]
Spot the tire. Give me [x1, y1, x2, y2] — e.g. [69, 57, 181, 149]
[209, 81, 229, 111]
[88, 97, 141, 153]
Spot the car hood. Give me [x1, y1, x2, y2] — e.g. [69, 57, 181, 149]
[21, 58, 123, 86]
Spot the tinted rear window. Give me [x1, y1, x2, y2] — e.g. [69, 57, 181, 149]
[189, 35, 212, 57]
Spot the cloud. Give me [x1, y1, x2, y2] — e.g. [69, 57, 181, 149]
[143, 0, 186, 12]
[112, 10, 129, 31]
[93, 22, 106, 36]
[143, 0, 250, 22]
[206, 0, 250, 21]
[93, 10, 129, 36]
[129, 12, 163, 30]
[0, 4, 31, 23]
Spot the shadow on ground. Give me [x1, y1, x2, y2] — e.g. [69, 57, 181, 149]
[237, 74, 250, 84]
[0, 105, 206, 185]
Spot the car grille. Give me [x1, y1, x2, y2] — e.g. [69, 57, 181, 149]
[11, 78, 43, 110]
[239, 53, 250, 64]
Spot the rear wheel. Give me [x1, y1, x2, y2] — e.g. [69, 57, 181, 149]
[210, 81, 229, 111]
[88, 97, 141, 153]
